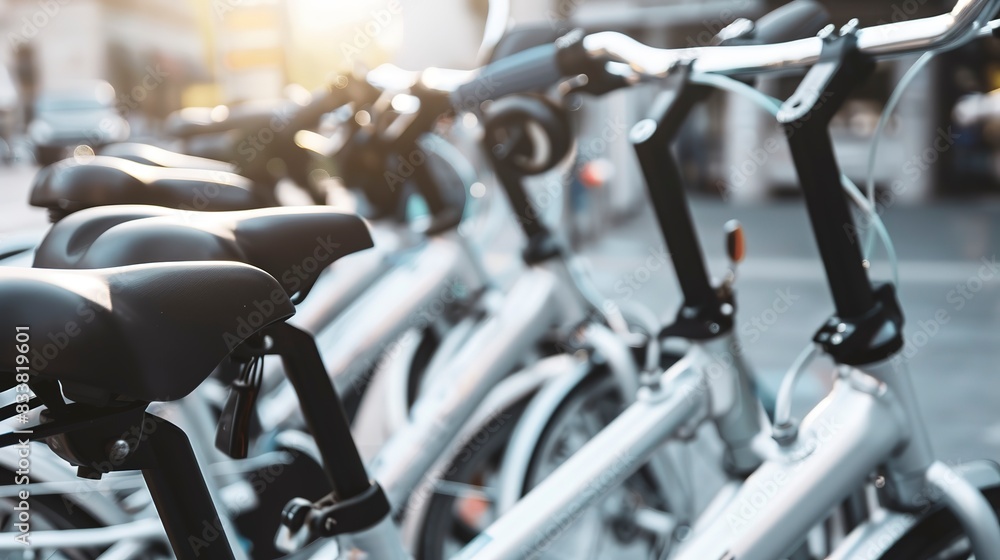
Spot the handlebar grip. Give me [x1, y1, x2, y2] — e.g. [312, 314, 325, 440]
[452, 44, 561, 111]
[752, 0, 831, 44]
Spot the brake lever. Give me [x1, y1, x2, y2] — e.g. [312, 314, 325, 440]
[556, 29, 635, 97]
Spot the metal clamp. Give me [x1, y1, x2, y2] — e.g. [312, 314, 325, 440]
[278, 482, 391, 548]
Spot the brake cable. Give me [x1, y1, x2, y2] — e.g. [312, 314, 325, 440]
[863, 51, 938, 261]
[686, 69, 909, 443]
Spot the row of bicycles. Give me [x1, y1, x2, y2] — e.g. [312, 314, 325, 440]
[2, 0, 1000, 558]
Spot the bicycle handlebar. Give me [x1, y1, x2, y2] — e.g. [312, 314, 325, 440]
[363, 0, 998, 113]
[438, 0, 998, 107]
[583, 0, 998, 78]
[367, 49, 565, 110]
[452, 44, 563, 109]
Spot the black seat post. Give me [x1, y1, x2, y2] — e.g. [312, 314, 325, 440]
[266, 322, 381, 500]
[264, 322, 391, 540]
[138, 415, 237, 560]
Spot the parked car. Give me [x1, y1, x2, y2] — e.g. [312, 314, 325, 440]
[0, 66, 18, 164]
[28, 81, 129, 165]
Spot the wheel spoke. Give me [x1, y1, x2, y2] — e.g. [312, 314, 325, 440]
[433, 480, 493, 502]
[629, 505, 676, 537]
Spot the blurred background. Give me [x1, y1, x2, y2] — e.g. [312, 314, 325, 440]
[2, 1, 1000, 219]
[0, 0, 999, 462]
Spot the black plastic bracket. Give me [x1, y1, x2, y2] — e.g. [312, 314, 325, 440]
[815, 282, 903, 365]
[632, 65, 735, 340]
[777, 29, 903, 365]
[281, 482, 391, 538]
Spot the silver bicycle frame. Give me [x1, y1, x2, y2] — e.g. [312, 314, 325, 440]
[257, 229, 486, 431]
[494, 323, 700, 525]
[829, 461, 1000, 560]
[399, 354, 577, 549]
[455, 334, 763, 560]
[0, 518, 164, 550]
[463, 350, 1000, 560]
[671, 359, 1000, 560]
[346, 255, 634, 558]
[367, 257, 585, 512]
[0, 230, 43, 268]
[0, 442, 127, 526]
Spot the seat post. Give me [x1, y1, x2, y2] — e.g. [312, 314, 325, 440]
[138, 414, 237, 560]
[264, 322, 392, 541]
[265, 322, 374, 499]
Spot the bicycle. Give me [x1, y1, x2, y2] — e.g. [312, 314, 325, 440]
[5, 2, 1000, 559]
[433, 1, 1000, 558]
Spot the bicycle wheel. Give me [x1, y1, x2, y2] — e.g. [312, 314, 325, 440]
[405, 326, 443, 409]
[342, 326, 441, 423]
[0, 467, 108, 560]
[516, 371, 673, 559]
[876, 485, 1000, 560]
[415, 397, 531, 560]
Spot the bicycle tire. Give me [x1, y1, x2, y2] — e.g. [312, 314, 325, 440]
[406, 326, 443, 409]
[415, 397, 531, 560]
[875, 484, 1000, 560]
[517, 369, 671, 558]
[341, 326, 440, 423]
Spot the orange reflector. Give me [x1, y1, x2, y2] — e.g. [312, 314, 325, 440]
[579, 162, 602, 188]
[458, 496, 490, 527]
[579, 159, 611, 189]
[725, 219, 745, 264]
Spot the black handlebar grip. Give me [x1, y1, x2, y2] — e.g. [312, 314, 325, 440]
[452, 44, 561, 111]
[752, 0, 831, 44]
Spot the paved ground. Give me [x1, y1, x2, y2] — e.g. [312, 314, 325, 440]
[2, 162, 998, 465]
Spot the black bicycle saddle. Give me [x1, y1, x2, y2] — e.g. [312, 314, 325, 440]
[33, 205, 374, 302]
[99, 142, 237, 173]
[164, 99, 294, 138]
[0, 262, 294, 405]
[29, 156, 262, 222]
